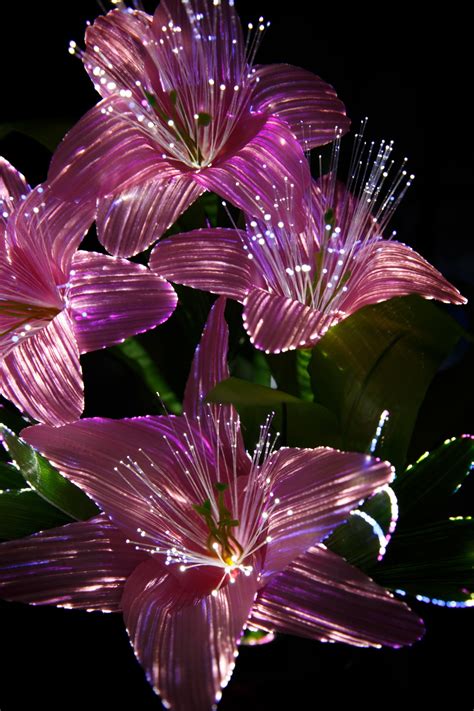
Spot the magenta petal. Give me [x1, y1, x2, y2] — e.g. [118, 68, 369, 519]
[49, 96, 169, 205]
[150, 227, 253, 301]
[0, 156, 31, 226]
[96, 173, 203, 257]
[194, 116, 310, 231]
[251, 63, 350, 150]
[243, 288, 343, 353]
[340, 240, 467, 313]
[122, 557, 258, 711]
[0, 310, 83, 426]
[68, 251, 177, 353]
[251, 544, 424, 648]
[22, 416, 215, 545]
[83, 9, 153, 100]
[260, 447, 392, 577]
[0, 514, 147, 611]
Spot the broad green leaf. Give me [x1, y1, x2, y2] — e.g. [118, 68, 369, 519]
[1, 427, 98, 520]
[374, 518, 474, 603]
[0, 119, 72, 152]
[0, 462, 25, 490]
[113, 337, 182, 414]
[0, 489, 71, 540]
[393, 436, 474, 524]
[207, 376, 300, 406]
[266, 349, 313, 400]
[309, 296, 463, 471]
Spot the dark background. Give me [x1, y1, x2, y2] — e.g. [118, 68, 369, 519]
[1, 2, 473, 709]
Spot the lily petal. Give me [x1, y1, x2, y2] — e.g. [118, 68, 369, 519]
[251, 544, 424, 648]
[96, 173, 203, 257]
[0, 514, 147, 611]
[340, 240, 467, 313]
[242, 288, 344, 353]
[0, 157, 31, 225]
[251, 64, 350, 150]
[49, 96, 170, 205]
[122, 557, 258, 711]
[83, 9, 153, 100]
[194, 116, 310, 231]
[0, 310, 83, 426]
[150, 228, 253, 302]
[68, 251, 177, 353]
[260, 447, 392, 577]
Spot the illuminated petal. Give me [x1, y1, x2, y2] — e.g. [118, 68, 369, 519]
[260, 447, 392, 577]
[49, 96, 170, 205]
[150, 227, 254, 302]
[122, 557, 258, 711]
[194, 116, 310, 232]
[83, 9, 153, 100]
[69, 251, 177, 353]
[242, 288, 342, 353]
[0, 514, 147, 611]
[0, 310, 83, 426]
[251, 544, 424, 648]
[96, 173, 203, 257]
[0, 156, 31, 226]
[22, 416, 216, 546]
[251, 64, 350, 150]
[340, 240, 467, 313]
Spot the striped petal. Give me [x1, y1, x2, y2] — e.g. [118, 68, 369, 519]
[260, 447, 392, 578]
[251, 64, 350, 150]
[340, 240, 467, 313]
[0, 514, 147, 611]
[0, 156, 31, 226]
[242, 288, 343, 353]
[150, 227, 254, 302]
[68, 251, 177, 353]
[122, 557, 258, 711]
[49, 96, 170, 205]
[194, 116, 311, 232]
[251, 544, 424, 648]
[0, 310, 83, 426]
[96, 173, 203, 257]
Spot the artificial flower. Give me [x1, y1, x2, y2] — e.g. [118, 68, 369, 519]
[49, 0, 349, 257]
[150, 136, 466, 352]
[0, 298, 423, 710]
[0, 157, 177, 425]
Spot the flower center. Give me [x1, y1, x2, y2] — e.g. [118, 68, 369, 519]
[193, 481, 243, 565]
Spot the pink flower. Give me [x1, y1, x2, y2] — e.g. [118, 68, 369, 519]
[49, 0, 349, 257]
[0, 298, 423, 710]
[0, 157, 177, 425]
[150, 137, 467, 352]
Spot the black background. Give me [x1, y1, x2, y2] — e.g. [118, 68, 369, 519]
[1, 2, 473, 709]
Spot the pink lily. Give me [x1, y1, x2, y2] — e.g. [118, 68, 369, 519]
[150, 137, 467, 352]
[49, 0, 349, 257]
[0, 298, 423, 710]
[0, 157, 177, 425]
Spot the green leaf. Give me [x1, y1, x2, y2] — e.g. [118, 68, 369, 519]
[1, 427, 98, 520]
[0, 462, 25, 490]
[374, 518, 474, 603]
[266, 349, 313, 400]
[393, 436, 474, 524]
[309, 296, 463, 471]
[113, 337, 182, 414]
[0, 118, 73, 152]
[0, 489, 72, 540]
[206, 376, 300, 406]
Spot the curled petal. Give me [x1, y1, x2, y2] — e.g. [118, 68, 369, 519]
[261, 447, 392, 577]
[251, 64, 350, 150]
[194, 116, 310, 232]
[0, 514, 147, 611]
[69, 251, 177, 353]
[150, 227, 254, 302]
[96, 174, 203, 257]
[0, 157, 31, 225]
[123, 557, 258, 711]
[83, 9, 153, 100]
[243, 288, 343, 353]
[0, 310, 83, 426]
[340, 240, 467, 313]
[251, 544, 424, 648]
[49, 96, 170, 205]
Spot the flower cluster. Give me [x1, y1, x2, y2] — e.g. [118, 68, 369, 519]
[0, 1, 468, 710]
